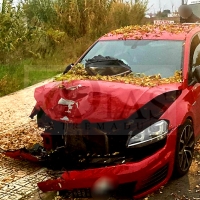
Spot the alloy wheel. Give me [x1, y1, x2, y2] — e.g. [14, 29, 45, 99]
[178, 124, 195, 172]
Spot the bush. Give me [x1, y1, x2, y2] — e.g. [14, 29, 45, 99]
[0, 0, 147, 96]
[0, 0, 147, 64]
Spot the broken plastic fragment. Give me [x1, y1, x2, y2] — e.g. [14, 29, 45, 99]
[58, 98, 78, 113]
[66, 84, 82, 90]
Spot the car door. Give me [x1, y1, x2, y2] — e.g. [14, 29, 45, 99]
[188, 33, 200, 136]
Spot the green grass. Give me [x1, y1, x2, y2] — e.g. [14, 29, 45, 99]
[0, 36, 92, 97]
[0, 60, 64, 97]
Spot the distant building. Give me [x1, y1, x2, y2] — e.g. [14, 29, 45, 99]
[168, 12, 179, 17]
[145, 13, 156, 18]
[163, 10, 171, 15]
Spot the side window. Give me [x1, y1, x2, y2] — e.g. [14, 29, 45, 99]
[189, 34, 200, 84]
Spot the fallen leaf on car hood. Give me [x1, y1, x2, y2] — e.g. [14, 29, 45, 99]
[55, 63, 182, 87]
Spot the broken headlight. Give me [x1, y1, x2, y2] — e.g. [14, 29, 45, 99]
[127, 120, 168, 148]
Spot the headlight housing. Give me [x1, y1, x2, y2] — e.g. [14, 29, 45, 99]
[127, 120, 168, 148]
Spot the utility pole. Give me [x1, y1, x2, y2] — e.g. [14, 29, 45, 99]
[159, 0, 161, 12]
[171, 0, 174, 12]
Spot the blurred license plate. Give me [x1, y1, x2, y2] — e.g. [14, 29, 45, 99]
[65, 188, 92, 198]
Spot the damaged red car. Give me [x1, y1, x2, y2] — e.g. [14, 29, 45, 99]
[7, 24, 200, 199]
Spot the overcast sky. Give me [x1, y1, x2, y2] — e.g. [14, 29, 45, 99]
[147, 0, 182, 13]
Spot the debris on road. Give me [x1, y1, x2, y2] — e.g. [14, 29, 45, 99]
[0, 121, 42, 151]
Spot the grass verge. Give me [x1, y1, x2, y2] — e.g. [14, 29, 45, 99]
[0, 60, 64, 97]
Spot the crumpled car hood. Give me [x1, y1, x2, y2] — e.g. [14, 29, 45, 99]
[34, 80, 182, 123]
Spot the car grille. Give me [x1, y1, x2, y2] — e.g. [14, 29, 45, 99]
[136, 164, 169, 194]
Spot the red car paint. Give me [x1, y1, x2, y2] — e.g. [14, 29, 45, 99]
[7, 24, 200, 199]
[4, 150, 38, 162]
[34, 81, 182, 123]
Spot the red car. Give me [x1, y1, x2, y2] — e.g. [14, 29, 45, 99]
[7, 24, 200, 199]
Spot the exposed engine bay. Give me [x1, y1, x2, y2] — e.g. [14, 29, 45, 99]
[26, 90, 180, 171]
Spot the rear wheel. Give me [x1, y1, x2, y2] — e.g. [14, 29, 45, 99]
[173, 119, 195, 177]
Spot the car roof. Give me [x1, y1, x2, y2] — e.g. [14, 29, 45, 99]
[100, 24, 200, 41]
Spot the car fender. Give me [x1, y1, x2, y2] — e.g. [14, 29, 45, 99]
[161, 95, 194, 132]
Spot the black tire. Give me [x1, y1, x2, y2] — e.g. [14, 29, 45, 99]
[173, 119, 195, 177]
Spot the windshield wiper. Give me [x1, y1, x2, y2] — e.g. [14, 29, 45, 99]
[85, 55, 132, 76]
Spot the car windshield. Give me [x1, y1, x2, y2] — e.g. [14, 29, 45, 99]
[80, 40, 184, 78]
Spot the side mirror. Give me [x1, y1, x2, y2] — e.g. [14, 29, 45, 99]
[63, 63, 74, 74]
[193, 66, 200, 83]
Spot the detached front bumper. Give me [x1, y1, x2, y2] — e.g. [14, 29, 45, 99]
[37, 127, 177, 199]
